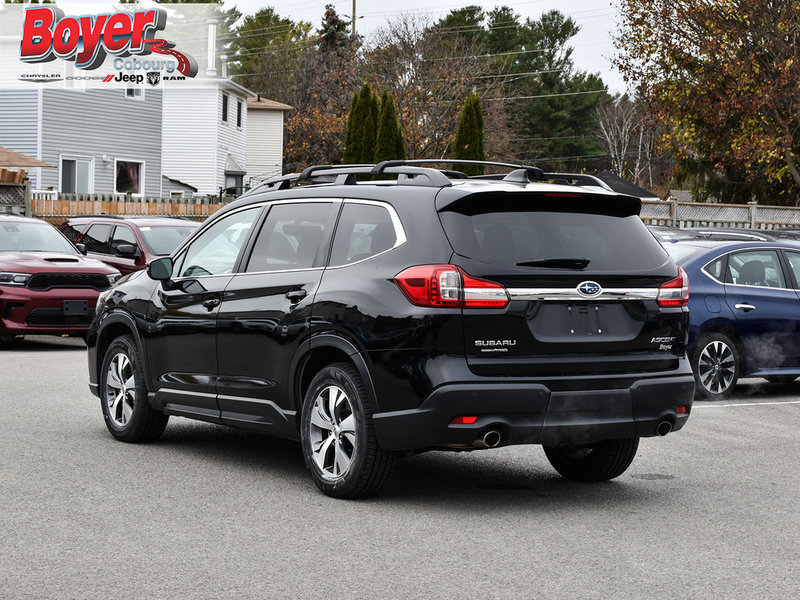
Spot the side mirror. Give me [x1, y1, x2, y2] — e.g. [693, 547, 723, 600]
[75, 243, 87, 255]
[147, 256, 173, 281]
[116, 244, 138, 258]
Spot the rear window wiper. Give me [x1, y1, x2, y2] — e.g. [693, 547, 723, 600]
[516, 257, 590, 269]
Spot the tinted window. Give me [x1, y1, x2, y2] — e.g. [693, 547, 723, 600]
[727, 250, 786, 288]
[330, 203, 397, 266]
[82, 224, 112, 254]
[173, 207, 259, 278]
[246, 203, 333, 272]
[61, 222, 86, 242]
[440, 209, 669, 270]
[704, 256, 726, 281]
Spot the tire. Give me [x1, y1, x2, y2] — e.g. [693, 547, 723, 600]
[543, 438, 640, 482]
[300, 362, 395, 499]
[764, 375, 797, 385]
[692, 332, 740, 399]
[99, 334, 168, 442]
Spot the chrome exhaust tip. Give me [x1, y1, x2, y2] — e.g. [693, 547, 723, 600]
[656, 421, 673, 436]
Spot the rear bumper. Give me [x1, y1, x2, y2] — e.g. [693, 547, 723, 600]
[372, 369, 695, 451]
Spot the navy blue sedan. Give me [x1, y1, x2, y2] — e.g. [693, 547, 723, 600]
[662, 236, 800, 398]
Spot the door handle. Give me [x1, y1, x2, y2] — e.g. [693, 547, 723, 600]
[286, 289, 308, 304]
[734, 303, 756, 312]
[202, 297, 221, 310]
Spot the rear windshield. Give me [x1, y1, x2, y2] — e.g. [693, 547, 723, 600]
[439, 210, 670, 271]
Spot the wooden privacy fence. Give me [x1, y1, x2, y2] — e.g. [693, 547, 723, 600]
[640, 198, 800, 229]
[30, 191, 227, 224]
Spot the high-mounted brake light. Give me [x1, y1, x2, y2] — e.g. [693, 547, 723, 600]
[395, 265, 509, 309]
[657, 266, 689, 308]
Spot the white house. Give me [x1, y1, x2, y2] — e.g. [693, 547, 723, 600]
[246, 96, 292, 185]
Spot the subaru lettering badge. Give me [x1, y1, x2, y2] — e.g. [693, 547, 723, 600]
[577, 281, 602, 297]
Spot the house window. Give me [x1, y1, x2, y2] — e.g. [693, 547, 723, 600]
[222, 93, 229, 122]
[236, 100, 242, 127]
[60, 157, 92, 194]
[115, 160, 144, 195]
[225, 173, 243, 197]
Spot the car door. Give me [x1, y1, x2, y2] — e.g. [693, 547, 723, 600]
[215, 200, 338, 435]
[145, 205, 262, 422]
[723, 248, 800, 368]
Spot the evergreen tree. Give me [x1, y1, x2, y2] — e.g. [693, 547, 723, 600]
[342, 91, 361, 164]
[317, 4, 354, 55]
[358, 84, 379, 163]
[375, 91, 405, 162]
[453, 94, 485, 175]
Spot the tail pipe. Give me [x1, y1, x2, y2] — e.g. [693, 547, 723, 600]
[480, 430, 502, 448]
[656, 420, 673, 436]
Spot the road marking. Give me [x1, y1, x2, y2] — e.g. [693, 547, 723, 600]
[693, 399, 800, 408]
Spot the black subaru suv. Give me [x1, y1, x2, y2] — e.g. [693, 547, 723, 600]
[87, 161, 694, 498]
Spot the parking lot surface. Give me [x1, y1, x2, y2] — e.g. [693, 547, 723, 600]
[1, 337, 799, 599]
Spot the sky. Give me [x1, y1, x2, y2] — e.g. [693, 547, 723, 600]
[226, 0, 626, 93]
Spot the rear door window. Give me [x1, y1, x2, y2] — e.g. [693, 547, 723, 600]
[439, 208, 669, 271]
[727, 250, 786, 288]
[110, 225, 137, 253]
[329, 203, 399, 266]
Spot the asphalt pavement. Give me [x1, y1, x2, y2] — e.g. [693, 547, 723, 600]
[1, 336, 799, 599]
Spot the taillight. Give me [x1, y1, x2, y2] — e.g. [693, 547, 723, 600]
[395, 264, 509, 309]
[657, 266, 689, 308]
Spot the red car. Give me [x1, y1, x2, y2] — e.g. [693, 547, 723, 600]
[59, 215, 199, 275]
[0, 214, 120, 340]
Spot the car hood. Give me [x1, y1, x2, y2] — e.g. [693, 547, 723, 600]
[0, 252, 119, 274]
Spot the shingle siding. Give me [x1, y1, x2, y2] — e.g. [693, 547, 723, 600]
[0, 89, 40, 185]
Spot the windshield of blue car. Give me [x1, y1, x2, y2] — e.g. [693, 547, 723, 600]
[138, 225, 197, 256]
[0, 221, 78, 254]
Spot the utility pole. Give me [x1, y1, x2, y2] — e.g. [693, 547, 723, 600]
[352, 0, 356, 35]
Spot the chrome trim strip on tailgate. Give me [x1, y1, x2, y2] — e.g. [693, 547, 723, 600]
[507, 288, 659, 301]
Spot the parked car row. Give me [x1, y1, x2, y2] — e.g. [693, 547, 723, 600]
[0, 214, 198, 342]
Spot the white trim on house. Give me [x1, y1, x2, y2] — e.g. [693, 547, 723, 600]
[58, 153, 95, 194]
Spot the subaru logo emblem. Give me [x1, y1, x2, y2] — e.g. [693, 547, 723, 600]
[577, 281, 602, 297]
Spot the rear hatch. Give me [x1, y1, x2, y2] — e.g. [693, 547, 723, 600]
[436, 188, 687, 379]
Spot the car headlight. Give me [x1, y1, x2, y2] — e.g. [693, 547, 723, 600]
[107, 273, 122, 285]
[0, 272, 31, 286]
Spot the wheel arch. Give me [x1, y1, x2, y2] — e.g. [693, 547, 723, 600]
[95, 311, 152, 391]
[293, 334, 379, 425]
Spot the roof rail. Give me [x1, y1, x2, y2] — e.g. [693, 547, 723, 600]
[244, 160, 620, 197]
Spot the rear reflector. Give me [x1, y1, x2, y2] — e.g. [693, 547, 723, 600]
[676, 406, 688, 414]
[450, 416, 478, 425]
[657, 266, 689, 308]
[395, 265, 509, 309]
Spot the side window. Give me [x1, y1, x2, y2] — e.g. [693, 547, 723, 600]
[173, 207, 259, 278]
[245, 203, 333, 272]
[110, 226, 137, 253]
[704, 257, 726, 282]
[785, 251, 800, 287]
[61, 223, 85, 242]
[82, 224, 112, 254]
[329, 203, 398, 266]
[727, 250, 786, 288]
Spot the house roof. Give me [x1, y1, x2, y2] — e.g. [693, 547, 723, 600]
[0, 146, 54, 168]
[596, 170, 660, 200]
[247, 97, 292, 112]
[162, 175, 198, 193]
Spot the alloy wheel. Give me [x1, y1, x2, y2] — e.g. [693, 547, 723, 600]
[104, 352, 136, 427]
[308, 384, 357, 479]
[697, 340, 736, 395]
